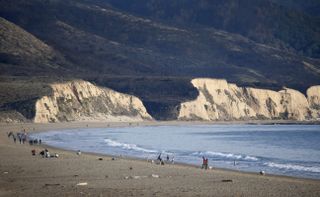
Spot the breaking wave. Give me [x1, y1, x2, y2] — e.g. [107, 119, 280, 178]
[192, 151, 259, 161]
[265, 162, 320, 173]
[104, 139, 157, 153]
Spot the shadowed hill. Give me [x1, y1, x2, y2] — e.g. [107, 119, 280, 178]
[270, 0, 320, 17]
[0, 0, 319, 120]
[103, 0, 320, 58]
[0, 17, 73, 76]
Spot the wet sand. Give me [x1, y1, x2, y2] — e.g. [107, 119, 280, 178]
[0, 121, 320, 197]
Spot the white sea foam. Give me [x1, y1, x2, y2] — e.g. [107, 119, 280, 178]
[192, 151, 259, 161]
[244, 156, 259, 161]
[104, 139, 157, 153]
[265, 162, 320, 173]
[32, 125, 320, 179]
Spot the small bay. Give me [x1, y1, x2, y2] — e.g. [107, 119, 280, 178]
[31, 124, 320, 179]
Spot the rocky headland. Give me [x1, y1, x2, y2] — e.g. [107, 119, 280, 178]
[1, 78, 319, 123]
[178, 78, 320, 121]
[33, 80, 152, 123]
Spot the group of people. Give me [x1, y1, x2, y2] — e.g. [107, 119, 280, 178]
[29, 138, 42, 145]
[156, 153, 175, 165]
[37, 148, 58, 158]
[40, 149, 48, 157]
[156, 154, 209, 169]
[6, 128, 62, 160]
[8, 130, 27, 144]
[7, 130, 41, 145]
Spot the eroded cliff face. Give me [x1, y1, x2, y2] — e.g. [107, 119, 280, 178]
[307, 86, 320, 110]
[178, 78, 320, 121]
[34, 80, 152, 123]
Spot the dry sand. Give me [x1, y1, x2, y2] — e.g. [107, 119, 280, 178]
[0, 121, 320, 197]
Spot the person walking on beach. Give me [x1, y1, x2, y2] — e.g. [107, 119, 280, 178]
[202, 156, 206, 169]
[157, 153, 162, 162]
[205, 158, 208, 170]
[202, 157, 208, 170]
[7, 131, 13, 138]
[157, 153, 165, 165]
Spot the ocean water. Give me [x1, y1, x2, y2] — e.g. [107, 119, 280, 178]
[30, 124, 320, 179]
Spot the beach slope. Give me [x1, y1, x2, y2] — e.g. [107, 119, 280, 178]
[0, 122, 319, 196]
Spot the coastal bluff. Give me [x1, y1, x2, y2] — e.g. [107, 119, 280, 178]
[34, 80, 152, 123]
[178, 78, 320, 121]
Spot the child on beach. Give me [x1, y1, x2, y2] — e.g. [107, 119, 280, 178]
[45, 149, 50, 158]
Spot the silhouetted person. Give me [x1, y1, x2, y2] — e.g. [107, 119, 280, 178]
[157, 153, 162, 162]
[202, 156, 206, 169]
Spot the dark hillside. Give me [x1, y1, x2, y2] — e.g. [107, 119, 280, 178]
[0, 0, 319, 120]
[103, 0, 320, 58]
[270, 0, 320, 17]
[0, 17, 73, 76]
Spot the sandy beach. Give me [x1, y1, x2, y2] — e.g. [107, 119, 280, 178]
[1, 121, 320, 197]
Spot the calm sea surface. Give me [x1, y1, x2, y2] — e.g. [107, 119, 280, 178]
[31, 124, 320, 179]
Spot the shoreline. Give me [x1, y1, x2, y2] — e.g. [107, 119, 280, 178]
[52, 147, 320, 183]
[2, 118, 320, 127]
[1, 119, 320, 136]
[1, 121, 320, 196]
[5, 121, 320, 177]
[28, 121, 320, 181]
